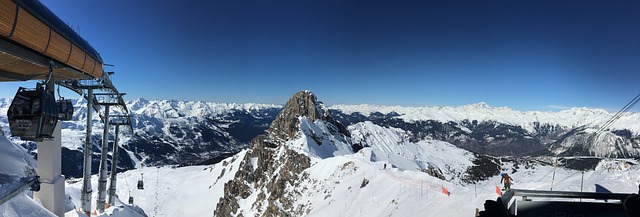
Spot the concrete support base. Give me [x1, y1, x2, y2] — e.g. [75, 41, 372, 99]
[34, 123, 65, 217]
[34, 175, 65, 216]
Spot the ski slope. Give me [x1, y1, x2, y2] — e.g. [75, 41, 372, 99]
[65, 150, 246, 217]
[93, 146, 640, 217]
[3, 111, 640, 217]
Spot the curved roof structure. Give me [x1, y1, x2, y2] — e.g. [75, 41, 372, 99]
[0, 0, 103, 81]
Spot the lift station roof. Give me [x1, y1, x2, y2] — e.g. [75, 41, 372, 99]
[1, 0, 104, 82]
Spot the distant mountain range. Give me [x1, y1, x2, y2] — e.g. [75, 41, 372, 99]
[330, 103, 640, 157]
[1, 97, 639, 178]
[0, 98, 281, 177]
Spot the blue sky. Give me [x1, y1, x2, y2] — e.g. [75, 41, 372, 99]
[2, 0, 640, 111]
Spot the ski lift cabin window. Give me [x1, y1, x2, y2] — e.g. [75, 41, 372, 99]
[57, 99, 73, 120]
[9, 94, 32, 117]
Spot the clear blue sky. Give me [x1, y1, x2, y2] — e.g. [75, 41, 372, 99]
[2, 0, 640, 111]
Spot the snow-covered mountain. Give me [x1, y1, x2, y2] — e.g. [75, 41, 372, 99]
[123, 98, 281, 166]
[2, 95, 640, 180]
[330, 103, 640, 158]
[330, 103, 636, 132]
[0, 97, 282, 177]
[206, 91, 640, 216]
[3, 91, 640, 217]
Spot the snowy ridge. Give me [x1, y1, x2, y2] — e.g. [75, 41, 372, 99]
[330, 103, 640, 133]
[1, 95, 280, 134]
[215, 91, 488, 216]
[550, 127, 640, 157]
[210, 117, 640, 216]
[128, 98, 282, 119]
[294, 123, 640, 216]
[287, 117, 354, 159]
[349, 121, 474, 182]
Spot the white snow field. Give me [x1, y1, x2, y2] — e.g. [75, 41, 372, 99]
[65, 150, 246, 217]
[103, 142, 639, 217]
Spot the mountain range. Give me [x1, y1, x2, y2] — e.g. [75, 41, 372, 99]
[1, 95, 639, 178]
[2, 91, 640, 217]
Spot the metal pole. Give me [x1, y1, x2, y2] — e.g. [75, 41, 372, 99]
[550, 157, 558, 191]
[107, 124, 120, 205]
[475, 182, 477, 198]
[81, 88, 93, 215]
[97, 105, 110, 211]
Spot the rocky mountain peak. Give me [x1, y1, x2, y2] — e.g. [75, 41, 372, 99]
[214, 91, 355, 216]
[268, 90, 342, 141]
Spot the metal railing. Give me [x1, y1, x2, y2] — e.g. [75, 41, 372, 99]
[501, 189, 635, 217]
[0, 176, 39, 206]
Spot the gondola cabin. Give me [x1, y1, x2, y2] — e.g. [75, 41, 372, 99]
[57, 99, 73, 120]
[7, 85, 58, 141]
[137, 179, 144, 190]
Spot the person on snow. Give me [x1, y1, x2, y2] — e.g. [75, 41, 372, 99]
[500, 173, 513, 190]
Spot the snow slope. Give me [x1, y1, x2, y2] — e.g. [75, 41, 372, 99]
[289, 117, 354, 159]
[104, 140, 640, 217]
[349, 121, 475, 182]
[0, 128, 53, 217]
[55, 120, 640, 217]
[64, 150, 247, 217]
[0, 124, 146, 217]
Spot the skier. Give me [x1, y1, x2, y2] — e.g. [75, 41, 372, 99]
[500, 173, 513, 190]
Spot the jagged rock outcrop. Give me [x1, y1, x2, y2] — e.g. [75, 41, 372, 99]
[214, 90, 350, 217]
[268, 90, 349, 142]
[214, 134, 311, 216]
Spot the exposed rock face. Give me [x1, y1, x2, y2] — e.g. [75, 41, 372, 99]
[214, 134, 311, 216]
[214, 91, 347, 216]
[268, 90, 349, 142]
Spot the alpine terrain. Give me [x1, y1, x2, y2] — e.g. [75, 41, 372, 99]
[1, 91, 640, 216]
